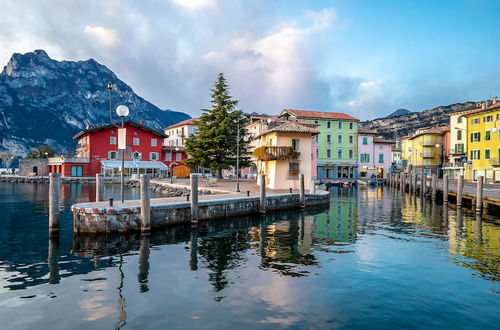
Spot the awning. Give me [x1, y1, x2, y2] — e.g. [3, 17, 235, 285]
[101, 160, 168, 170]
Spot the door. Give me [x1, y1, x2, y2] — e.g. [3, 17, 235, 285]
[71, 165, 83, 177]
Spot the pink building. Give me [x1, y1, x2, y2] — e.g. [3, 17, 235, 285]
[358, 129, 393, 179]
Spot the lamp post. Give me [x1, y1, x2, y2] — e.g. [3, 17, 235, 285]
[435, 143, 443, 178]
[116, 105, 129, 203]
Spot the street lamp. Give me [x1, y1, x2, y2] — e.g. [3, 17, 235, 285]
[170, 145, 179, 184]
[116, 105, 129, 203]
[235, 120, 250, 192]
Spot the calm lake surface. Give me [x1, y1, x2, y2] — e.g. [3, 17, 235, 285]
[0, 182, 499, 329]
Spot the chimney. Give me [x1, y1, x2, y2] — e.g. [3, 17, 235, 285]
[86, 125, 92, 130]
[140, 120, 144, 126]
[482, 102, 487, 110]
[492, 97, 497, 105]
[485, 100, 491, 108]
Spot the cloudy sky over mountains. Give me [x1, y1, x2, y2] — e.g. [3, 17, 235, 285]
[1, 0, 499, 119]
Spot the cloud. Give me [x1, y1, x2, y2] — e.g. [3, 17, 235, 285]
[171, 0, 217, 9]
[83, 26, 119, 47]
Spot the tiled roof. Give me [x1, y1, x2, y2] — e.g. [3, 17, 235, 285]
[263, 121, 320, 136]
[164, 118, 198, 130]
[282, 109, 359, 121]
[408, 125, 449, 140]
[73, 120, 168, 140]
[358, 128, 377, 135]
[374, 138, 395, 144]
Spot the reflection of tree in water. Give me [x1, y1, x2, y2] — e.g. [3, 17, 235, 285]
[258, 219, 318, 277]
[197, 230, 250, 293]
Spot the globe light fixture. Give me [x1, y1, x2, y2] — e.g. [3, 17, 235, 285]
[116, 105, 129, 117]
[435, 143, 440, 148]
[492, 127, 499, 133]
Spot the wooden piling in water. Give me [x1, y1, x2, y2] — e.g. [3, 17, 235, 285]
[299, 174, 305, 209]
[443, 174, 449, 202]
[260, 174, 266, 214]
[457, 175, 463, 207]
[476, 175, 484, 213]
[190, 174, 199, 224]
[96, 173, 103, 202]
[413, 173, 418, 194]
[49, 173, 61, 236]
[140, 174, 151, 232]
[431, 174, 437, 200]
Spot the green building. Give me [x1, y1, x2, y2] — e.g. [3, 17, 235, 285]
[279, 109, 359, 179]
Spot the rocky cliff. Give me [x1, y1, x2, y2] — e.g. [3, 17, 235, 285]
[0, 50, 190, 155]
[361, 102, 477, 140]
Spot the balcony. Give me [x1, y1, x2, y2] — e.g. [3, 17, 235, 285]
[420, 152, 436, 158]
[489, 158, 500, 167]
[421, 139, 437, 147]
[253, 146, 300, 161]
[48, 157, 90, 164]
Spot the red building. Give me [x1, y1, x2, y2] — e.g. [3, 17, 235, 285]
[48, 120, 169, 177]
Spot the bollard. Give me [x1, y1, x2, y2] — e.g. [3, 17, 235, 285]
[49, 173, 61, 236]
[476, 176, 484, 213]
[443, 174, 449, 202]
[109, 197, 114, 207]
[289, 187, 293, 194]
[457, 175, 463, 207]
[190, 174, 199, 224]
[260, 174, 266, 214]
[431, 174, 437, 200]
[247, 190, 250, 197]
[96, 173, 104, 202]
[186, 194, 190, 201]
[299, 174, 305, 209]
[140, 174, 151, 232]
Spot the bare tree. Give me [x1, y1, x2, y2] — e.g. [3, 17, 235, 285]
[0, 151, 16, 168]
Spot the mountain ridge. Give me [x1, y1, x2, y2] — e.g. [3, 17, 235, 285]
[0, 50, 190, 155]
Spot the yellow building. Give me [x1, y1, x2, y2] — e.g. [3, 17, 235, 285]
[247, 119, 319, 190]
[400, 126, 448, 175]
[463, 100, 500, 182]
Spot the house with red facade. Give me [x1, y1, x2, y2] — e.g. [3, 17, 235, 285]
[48, 120, 169, 177]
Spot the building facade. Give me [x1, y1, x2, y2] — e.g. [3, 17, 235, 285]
[279, 109, 359, 179]
[48, 121, 169, 177]
[444, 110, 471, 178]
[357, 130, 392, 179]
[463, 100, 500, 182]
[401, 126, 448, 175]
[163, 118, 198, 177]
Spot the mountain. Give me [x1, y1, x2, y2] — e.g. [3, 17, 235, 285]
[0, 50, 190, 155]
[386, 108, 412, 118]
[361, 102, 476, 140]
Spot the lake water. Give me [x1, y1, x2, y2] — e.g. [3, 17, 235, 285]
[0, 182, 499, 329]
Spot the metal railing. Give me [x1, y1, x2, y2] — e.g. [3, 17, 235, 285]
[47, 157, 90, 164]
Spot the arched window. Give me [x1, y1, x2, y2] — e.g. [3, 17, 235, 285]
[338, 134, 343, 143]
[337, 148, 343, 159]
[132, 152, 141, 160]
[108, 151, 118, 159]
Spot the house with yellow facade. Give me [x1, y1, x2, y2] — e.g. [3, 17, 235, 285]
[246, 118, 319, 190]
[400, 126, 448, 175]
[462, 99, 500, 182]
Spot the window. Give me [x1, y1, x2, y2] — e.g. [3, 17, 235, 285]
[291, 138, 300, 150]
[165, 153, 171, 161]
[314, 120, 319, 124]
[485, 149, 491, 159]
[362, 137, 368, 145]
[457, 129, 462, 140]
[471, 132, 480, 142]
[111, 129, 116, 133]
[134, 131, 139, 135]
[457, 116, 462, 123]
[338, 122, 342, 129]
[316, 148, 318, 158]
[337, 148, 343, 159]
[326, 149, 332, 158]
[176, 152, 182, 161]
[349, 122, 353, 129]
[71, 165, 83, 177]
[349, 134, 354, 144]
[288, 162, 299, 178]
[379, 153, 384, 163]
[338, 134, 343, 143]
[327, 121, 331, 128]
[454, 143, 464, 154]
[151, 138, 157, 146]
[132, 152, 141, 160]
[485, 131, 491, 141]
[149, 152, 159, 160]
[349, 149, 354, 159]
[108, 151, 118, 159]
[110, 136, 117, 145]
[133, 138, 140, 145]
[360, 153, 370, 163]
[326, 134, 332, 144]
[484, 115, 493, 123]
[471, 149, 480, 160]
[472, 117, 480, 125]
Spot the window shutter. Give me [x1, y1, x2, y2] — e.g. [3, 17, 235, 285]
[478, 132, 481, 141]
[478, 150, 480, 160]
[471, 133, 473, 142]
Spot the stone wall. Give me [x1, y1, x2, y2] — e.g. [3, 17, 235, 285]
[18, 158, 48, 176]
[72, 191, 331, 233]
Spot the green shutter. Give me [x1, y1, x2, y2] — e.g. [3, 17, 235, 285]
[478, 132, 481, 141]
[485, 149, 490, 159]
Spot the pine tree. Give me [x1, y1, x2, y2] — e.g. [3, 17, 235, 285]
[185, 73, 252, 178]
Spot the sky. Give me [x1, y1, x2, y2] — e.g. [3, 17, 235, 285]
[1, 0, 499, 120]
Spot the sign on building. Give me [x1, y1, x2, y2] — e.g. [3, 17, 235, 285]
[118, 128, 126, 150]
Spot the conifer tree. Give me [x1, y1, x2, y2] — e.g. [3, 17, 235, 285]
[185, 73, 251, 178]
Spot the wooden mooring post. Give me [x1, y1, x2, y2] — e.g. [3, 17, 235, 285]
[49, 173, 61, 236]
[457, 175, 464, 207]
[190, 174, 199, 224]
[420, 174, 426, 197]
[260, 174, 266, 214]
[299, 174, 305, 209]
[476, 175, 484, 213]
[140, 174, 151, 232]
[431, 174, 437, 200]
[443, 174, 449, 202]
[413, 173, 418, 194]
[96, 173, 103, 202]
